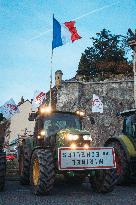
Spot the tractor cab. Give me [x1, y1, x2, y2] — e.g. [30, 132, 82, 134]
[28, 107, 88, 147]
[43, 112, 82, 136]
[120, 109, 136, 142]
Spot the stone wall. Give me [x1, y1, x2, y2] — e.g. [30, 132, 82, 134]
[56, 79, 134, 146]
[57, 82, 81, 111]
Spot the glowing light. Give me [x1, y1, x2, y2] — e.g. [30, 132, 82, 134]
[79, 111, 85, 116]
[83, 135, 92, 141]
[84, 144, 89, 149]
[76, 111, 80, 115]
[70, 143, 77, 149]
[67, 134, 79, 141]
[37, 135, 41, 139]
[40, 130, 46, 136]
[76, 110, 85, 116]
[40, 106, 52, 114]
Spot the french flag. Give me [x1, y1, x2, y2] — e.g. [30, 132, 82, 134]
[52, 15, 81, 50]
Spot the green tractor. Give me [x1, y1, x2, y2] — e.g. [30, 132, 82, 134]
[0, 113, 6, 191]
[105, 109, 136, 184]
[19, 106, 117, 195]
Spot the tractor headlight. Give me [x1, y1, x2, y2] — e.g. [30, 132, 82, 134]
[76, 110, 85, 116]
[40, 106, 52, 114]
[83, 135, 92, 141]
[84, 144, 89, 149]
[70, 143, 77, 149]
[37, 130, 46, 140]
[40, 130, 46, 136]
[37, 135, 43, 139]
[67, 134, 79, 141]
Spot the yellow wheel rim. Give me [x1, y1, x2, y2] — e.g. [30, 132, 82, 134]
[33, 159, 40, 186]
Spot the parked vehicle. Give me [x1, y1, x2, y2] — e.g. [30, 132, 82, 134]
[105, 109, 136, 184]
[18, 106, 117, 195]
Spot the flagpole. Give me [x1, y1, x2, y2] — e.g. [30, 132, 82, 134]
[49, 50, 53, 107]
[49, 14, 54, 108]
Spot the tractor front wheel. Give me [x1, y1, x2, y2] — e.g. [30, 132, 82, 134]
[30, 149, 55, 195]
[90, 169, 116, 193]
[106, 141, 129, 185]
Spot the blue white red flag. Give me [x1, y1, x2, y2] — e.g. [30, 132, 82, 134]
[52, 15, 81, 50]
[0, 98, 20, 119]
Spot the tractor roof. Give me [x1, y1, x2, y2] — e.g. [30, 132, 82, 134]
[119, 108, 136, 117]
[29, 110, 84, 121]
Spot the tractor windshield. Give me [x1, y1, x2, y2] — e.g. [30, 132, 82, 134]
[44, 113, 81, 136]
[123, 113, 136, 138]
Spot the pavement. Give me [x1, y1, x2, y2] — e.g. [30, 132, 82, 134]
[0, 178, 136, 205]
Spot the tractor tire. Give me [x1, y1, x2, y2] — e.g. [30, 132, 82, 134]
[19, 149, 30, 185]
[30, 149, 55, 195]
[106, 141, 129, 185]
[0, 152, 6, 191]
[90, 169, 116, 193]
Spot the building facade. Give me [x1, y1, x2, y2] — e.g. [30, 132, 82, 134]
[9, 100, 35, 144]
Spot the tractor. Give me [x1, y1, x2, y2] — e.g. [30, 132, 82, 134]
[19, 106, 117, 195]
[0, 113, 6, 191]
[105, 109, 136, 184]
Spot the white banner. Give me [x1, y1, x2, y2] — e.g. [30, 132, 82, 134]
[32, 90, 46, 111]
[92, 94, 103, 113]
[0, 98, 20, 120]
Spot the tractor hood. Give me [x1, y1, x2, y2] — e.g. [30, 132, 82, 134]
[57, 128, 90, 136]
[56, 128, 92, 147]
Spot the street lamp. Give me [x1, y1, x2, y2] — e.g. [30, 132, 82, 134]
[128, 29, 136, 108]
